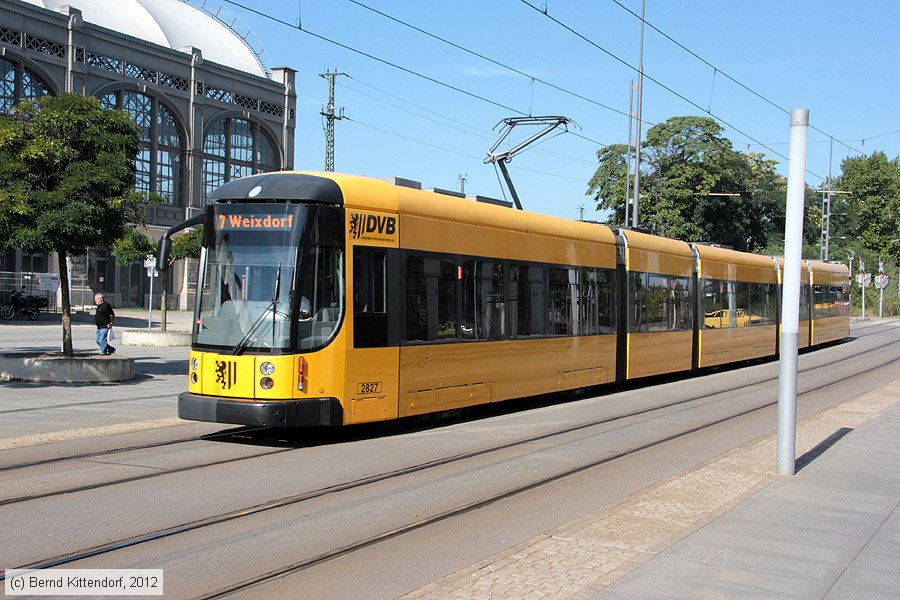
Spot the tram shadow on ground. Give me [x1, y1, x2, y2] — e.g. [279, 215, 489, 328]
[200, 364, 740, 450]
[192, 329, 872, 451]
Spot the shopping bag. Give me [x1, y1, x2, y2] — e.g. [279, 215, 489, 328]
[107, 327, 116, 342]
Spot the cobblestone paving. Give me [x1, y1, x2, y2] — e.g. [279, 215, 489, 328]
[402, 378, 900, 600]
[0, 417, 185, 450]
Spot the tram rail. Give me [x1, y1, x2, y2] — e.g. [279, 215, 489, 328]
[5, 335, 898, 583]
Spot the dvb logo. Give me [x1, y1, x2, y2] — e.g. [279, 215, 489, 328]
[350, 213, 397, 240]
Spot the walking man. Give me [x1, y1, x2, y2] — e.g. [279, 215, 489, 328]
[94, 293, 116, 355]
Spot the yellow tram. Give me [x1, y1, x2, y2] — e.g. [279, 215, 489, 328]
[158, 172, 849, 427]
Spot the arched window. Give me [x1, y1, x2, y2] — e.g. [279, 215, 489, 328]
[1, 58, 50, 113]
[101, 91, 184, 206]
[202, 117, 279, 202]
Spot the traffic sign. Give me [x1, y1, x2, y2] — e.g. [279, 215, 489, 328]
[874, 274, 889, 290]
[856, 272, 871, 288]
[144, 255, 158, 278]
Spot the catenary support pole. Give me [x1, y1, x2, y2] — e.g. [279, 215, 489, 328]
[625, 80, 634, 226]
[631, 0, 645, 229]
[777, 108, 809, 476]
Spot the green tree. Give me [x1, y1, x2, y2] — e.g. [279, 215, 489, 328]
[585, 143, 630, 223]
[113, 225, 156, 266]
[158, 226, 203, 332]
[111, 224, 203, 332]
[745, 153, 786, 251]
[835, 152, 900, 261]
[586, 116, 783, 252]
[0, 94, 142, 355]
[643, 116, 754, 248]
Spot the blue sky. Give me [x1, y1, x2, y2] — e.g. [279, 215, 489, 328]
[219, 0, 899, 220]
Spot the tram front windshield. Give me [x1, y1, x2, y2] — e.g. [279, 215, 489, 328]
[195, 203, 344, 353]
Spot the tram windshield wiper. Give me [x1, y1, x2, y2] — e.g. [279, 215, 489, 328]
[231, 263, 288, 356]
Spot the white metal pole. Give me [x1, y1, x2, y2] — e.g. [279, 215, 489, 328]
[848, 256, 853, 309]
[777, 108, 809, 477]
[861, 276, 866, 320]
[147, 270, 153, 329]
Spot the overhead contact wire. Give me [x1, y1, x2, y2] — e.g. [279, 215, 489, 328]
[221, 0, 526, 116]
[347, 0, 637, 121]
[607, 0, 864, 157]
[518, 0, 827, 181]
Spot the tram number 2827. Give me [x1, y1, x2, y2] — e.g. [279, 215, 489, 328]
[357, 382, 383, 395]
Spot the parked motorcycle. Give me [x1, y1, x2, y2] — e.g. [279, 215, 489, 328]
[0, 290, 47, 321]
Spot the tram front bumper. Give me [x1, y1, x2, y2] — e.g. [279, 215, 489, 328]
[178, 392, 343, 427]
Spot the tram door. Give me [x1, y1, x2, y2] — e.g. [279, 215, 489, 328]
[347, 246, 400, 423]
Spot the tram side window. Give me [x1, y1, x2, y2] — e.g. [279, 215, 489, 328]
[671, 276, 692, 330]
[405, 256, 428, 342]
[735, 282, 752, 322]
[630, 271, 647, 332]
[752, 283, 776, 325]
[297, 245, 345, 350]
[632, 272, 691, 333]
[644, 274, 669, 332]
[404, 255, 458, 343]
[815, 284, 846, 318]
[578, 268, 616, 335]
[837, 285, 850, 316]
[354, 248, 387, 348]
[461, 260, 505, 340]
[702, 279, 724, 328]
[548, 267, 575, 335]
[799, 284, 810, 320]
[813, 284, 825, 318]
[436, 259, 458, 340]
[813, 284, 843, 318]
[599, 268, 616, 334]
[703, 279, 774, 328]
[354, 249, 385, 313]
[509, 264, 545, 338]
[579, 267, 598, 335]
[828, 285, 843, 317]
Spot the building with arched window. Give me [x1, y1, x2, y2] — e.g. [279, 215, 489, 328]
[0, 0, 296, 309]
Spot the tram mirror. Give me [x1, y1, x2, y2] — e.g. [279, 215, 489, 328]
[157, 237, 172, 272]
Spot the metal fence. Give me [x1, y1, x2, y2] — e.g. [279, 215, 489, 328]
[0, 271, 86, 312]
[0, 271, 186, 312]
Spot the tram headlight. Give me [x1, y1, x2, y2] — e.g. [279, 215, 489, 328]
[260, 377, 275, 390]
[191, 358, 199, 371]
[260, 362, 275, 376]
[191, 372, 198, 384]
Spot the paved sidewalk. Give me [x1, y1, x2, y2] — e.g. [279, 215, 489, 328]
[405, 379, 900, 600]
[594, 403, 899, 599]
[0, 316, 192, 443]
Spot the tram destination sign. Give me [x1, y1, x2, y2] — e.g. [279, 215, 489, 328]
[216, 213, 295, 231]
